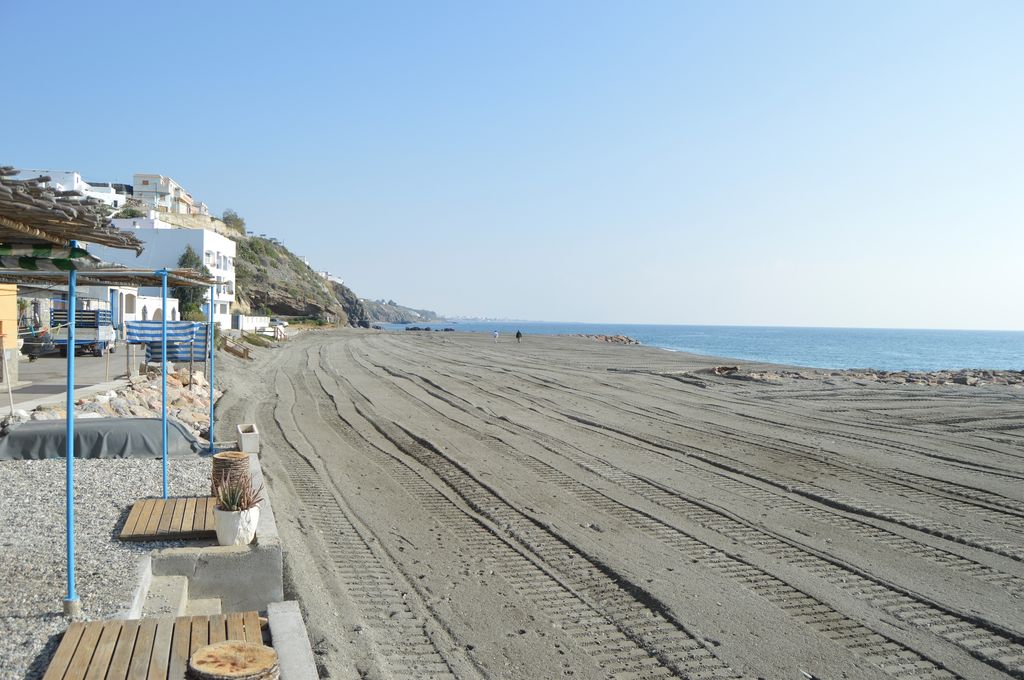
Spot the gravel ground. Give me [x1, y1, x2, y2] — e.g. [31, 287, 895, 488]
[0, 457, 212, 680]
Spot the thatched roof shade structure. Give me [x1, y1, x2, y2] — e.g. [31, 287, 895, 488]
[0, 166, 143, 252]
[0, 266, 214, 288]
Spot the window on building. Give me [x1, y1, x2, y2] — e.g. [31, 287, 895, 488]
[219, 304, 228, 314]
[141, 179, 150, 185]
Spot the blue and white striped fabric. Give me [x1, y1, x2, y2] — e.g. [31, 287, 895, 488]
[125, 321, 201, 344]
[146, 335, 209, 363]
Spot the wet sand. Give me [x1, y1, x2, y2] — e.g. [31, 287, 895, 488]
[218, 328, 1024, 680]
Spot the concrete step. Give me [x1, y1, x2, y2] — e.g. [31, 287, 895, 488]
[143, 575, 188, 617]
[185, 597, 223, 616]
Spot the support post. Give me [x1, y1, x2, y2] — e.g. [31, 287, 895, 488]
[208, 287, 215, 454]
[161, 270, 168, 499]
[64, 268, 79, 616]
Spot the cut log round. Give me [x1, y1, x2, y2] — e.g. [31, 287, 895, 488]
[188, 641, 279, 680]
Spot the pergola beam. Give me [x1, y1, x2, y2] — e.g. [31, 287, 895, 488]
[0, 214, 70, 247]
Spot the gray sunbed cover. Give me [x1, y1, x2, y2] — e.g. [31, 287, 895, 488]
[0, 417, 203, 460]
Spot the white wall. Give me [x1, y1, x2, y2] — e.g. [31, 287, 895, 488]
[235, 315, 270, 332]
[134, 295, 180, 322]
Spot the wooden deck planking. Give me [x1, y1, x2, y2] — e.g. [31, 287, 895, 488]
[242, 611, 262, 644]
[42, 622, 84, 680]
[119, 497, 217, 541]
[125, 618, 157, 680]
[146, 618, 174, 680]
[120, 501, 147, 538]
[63, 621, 104, 680]
[156, 500, 176, 535]
[181, 497, 197, 533]
[142, 500, 164, 537]
[105, 620, 139, 680]
[169, 499, 188, 534]
[167, 619, 191, 680]
[83, 621, 122, 680]
[189, 616, 209, 656]
[208, 614, 227, 644]
[44, 612, 266, 680]
[226, 612, 245, 642]
[203, 496, 215, 531]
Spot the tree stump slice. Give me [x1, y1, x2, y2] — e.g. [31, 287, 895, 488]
[188, 641, 279, 680]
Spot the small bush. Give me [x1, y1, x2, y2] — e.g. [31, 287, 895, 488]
[242, 332, 272, 348]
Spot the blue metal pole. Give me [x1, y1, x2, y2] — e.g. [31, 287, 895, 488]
[64, 268, 78, 615]
[208, 285, 215, 454]
[161, 270, 168, 499]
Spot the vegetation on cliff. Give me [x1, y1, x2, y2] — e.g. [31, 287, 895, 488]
[231, 227, 417, 329]
[233, 235, 350, 322]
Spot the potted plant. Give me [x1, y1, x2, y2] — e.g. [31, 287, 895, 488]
[213, 471, 264, 546]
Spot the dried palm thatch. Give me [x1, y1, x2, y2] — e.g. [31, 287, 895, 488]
[0, 166, 143, 252]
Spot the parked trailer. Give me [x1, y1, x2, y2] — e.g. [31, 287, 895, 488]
[51, 307, 116, 357]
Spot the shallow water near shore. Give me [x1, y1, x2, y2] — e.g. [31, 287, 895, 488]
[388, 321, 1024, 371]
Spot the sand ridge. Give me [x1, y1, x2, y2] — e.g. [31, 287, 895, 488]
[216, 329, 1024, 680]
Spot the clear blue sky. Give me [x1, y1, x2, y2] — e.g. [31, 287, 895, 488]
[3, 1, 1022, 329]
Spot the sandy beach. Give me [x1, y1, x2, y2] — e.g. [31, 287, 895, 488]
[217, 328, 1024, 680]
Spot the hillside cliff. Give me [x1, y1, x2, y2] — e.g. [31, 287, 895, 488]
[362, 299, 441, 324]
[233, 236, 369, 326]
[331, 281, 371, 328]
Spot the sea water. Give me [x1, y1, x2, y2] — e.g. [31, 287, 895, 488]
[384, 321, 1024, 372]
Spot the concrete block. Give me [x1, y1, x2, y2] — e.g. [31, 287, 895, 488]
[185, 597, 222, 616]
[123, 554, 153, 619]
[143, 575, 188, 617]
[151, 540, 283, 613]
[237, 423, 260, 453]
[268, 601, 319, 680]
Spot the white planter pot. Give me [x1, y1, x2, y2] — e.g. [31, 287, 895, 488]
[213, 506, 261, 546]
[236, 424, 260, 453]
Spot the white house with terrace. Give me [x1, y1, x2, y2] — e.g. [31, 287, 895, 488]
[12, 169, 131, 208]
[87, 215, 236, 328]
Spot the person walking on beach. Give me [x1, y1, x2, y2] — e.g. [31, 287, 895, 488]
[493, 330, 499, 342]
[516, 330, 522, 343]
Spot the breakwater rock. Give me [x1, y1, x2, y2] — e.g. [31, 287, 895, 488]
[4, 370, 221, 437]
[705, 366, 1024, 387]
[575, 334, 641, 345]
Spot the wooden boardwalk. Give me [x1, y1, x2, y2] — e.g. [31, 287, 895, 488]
[43, 611, 265, 680]
[119, 497, 216, 541]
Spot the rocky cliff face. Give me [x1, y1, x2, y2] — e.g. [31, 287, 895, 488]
[233, 236, 346, 321]
[362, 299, 442, 324]
[331, 281, 371, 328]
[232, 235, 424, 328]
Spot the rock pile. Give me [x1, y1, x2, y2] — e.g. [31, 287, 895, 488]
[837, 368, 1024, 387]
[576, 334, 641, 345]
[708, 367, 1024, 387]
[5, 369, 221, 438]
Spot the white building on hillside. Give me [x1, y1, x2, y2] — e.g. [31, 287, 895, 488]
[133, 173, 209, 216]
[88, 216, 236, 328]
[318, 271, 344, 285]
[13, 169, 131, 208]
